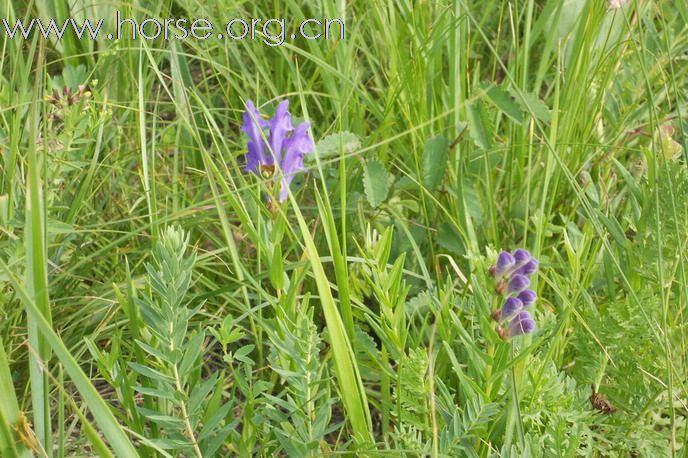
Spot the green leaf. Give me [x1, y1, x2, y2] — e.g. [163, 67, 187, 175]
[133, 386, 177, 402]
[128, 362, 174, 384]
[0, 195, 8, 227]
[363, 159, 389, 208]
[467, 99, 494, 150]
[422, 135, 449, 191]
[484, 84, 525, 124]
[436, 222, 465, 254]
[46, 220, 75, 235]
[268, 242, 285, 291]
[188, 374, 219, 417]
[179, 332, 205, 377]
[314, 131, 362, 159]
[139, 412, 185, 429]
[136, 340, 174, 364]
[512, 90, 552, 122]
[198, 401, 233, 441]
[597, 211, 628, 249]
[233, 344, 255, 364]
[25, 65, 52, 452]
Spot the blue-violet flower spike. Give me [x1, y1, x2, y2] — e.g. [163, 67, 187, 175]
[508, 311, 536, 337]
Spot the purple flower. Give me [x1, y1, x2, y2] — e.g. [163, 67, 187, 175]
[507, 274, 530, 295]
[512, 249, 531, 267]
[518, 290, 537, 306]
[514, 258, 539, 277]
[500, 297, 524, 321]
[242, 99, 314, 202]
[491, 249, 541, 338]
[494, 251, 515, 277]
[508, 311, 536, 337]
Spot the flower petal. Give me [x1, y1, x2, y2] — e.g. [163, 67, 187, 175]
[267, 100, 293, 164]
[508, 311, 536, 337]
[495, 251, 516, 277]
[242, 100, 269, 173]
[507, 274, 530, 295]
[512, 248, 531, 267]
[514, 258, 539, 277]
[518, 290, 537, 306]
[500, 297, 524, 321]
[278, 122, 314, 202]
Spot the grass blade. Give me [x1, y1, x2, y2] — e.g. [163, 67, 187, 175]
[0, 260, 139, 457]
[0, 338, 31, 458]
[25, 46, 52, 454]
[286, 186, 373, 445]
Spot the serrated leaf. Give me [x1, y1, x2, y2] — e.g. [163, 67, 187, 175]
[467, 100, 493, 150]
[354, 327, 380, 358]
[512, 90, 552, 122]
[484, 84, 525, 124]
[363, 159, 389, 208]
[314, 131, 362, 158]
[422, 135, 449, 191]
[463, 181, 484, 224]
[406, 291, 433, 314]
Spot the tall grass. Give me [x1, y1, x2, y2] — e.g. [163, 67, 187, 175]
[1, 0, 687, 456]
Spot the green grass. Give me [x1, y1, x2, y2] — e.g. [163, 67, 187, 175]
[1, 0, 687, 456]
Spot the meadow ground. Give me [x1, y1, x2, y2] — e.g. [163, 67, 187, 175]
[1, 1, 688, 456]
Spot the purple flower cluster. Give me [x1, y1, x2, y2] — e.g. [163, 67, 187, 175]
[490, 249, 538, 339]
[242, 99, 314, 202]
